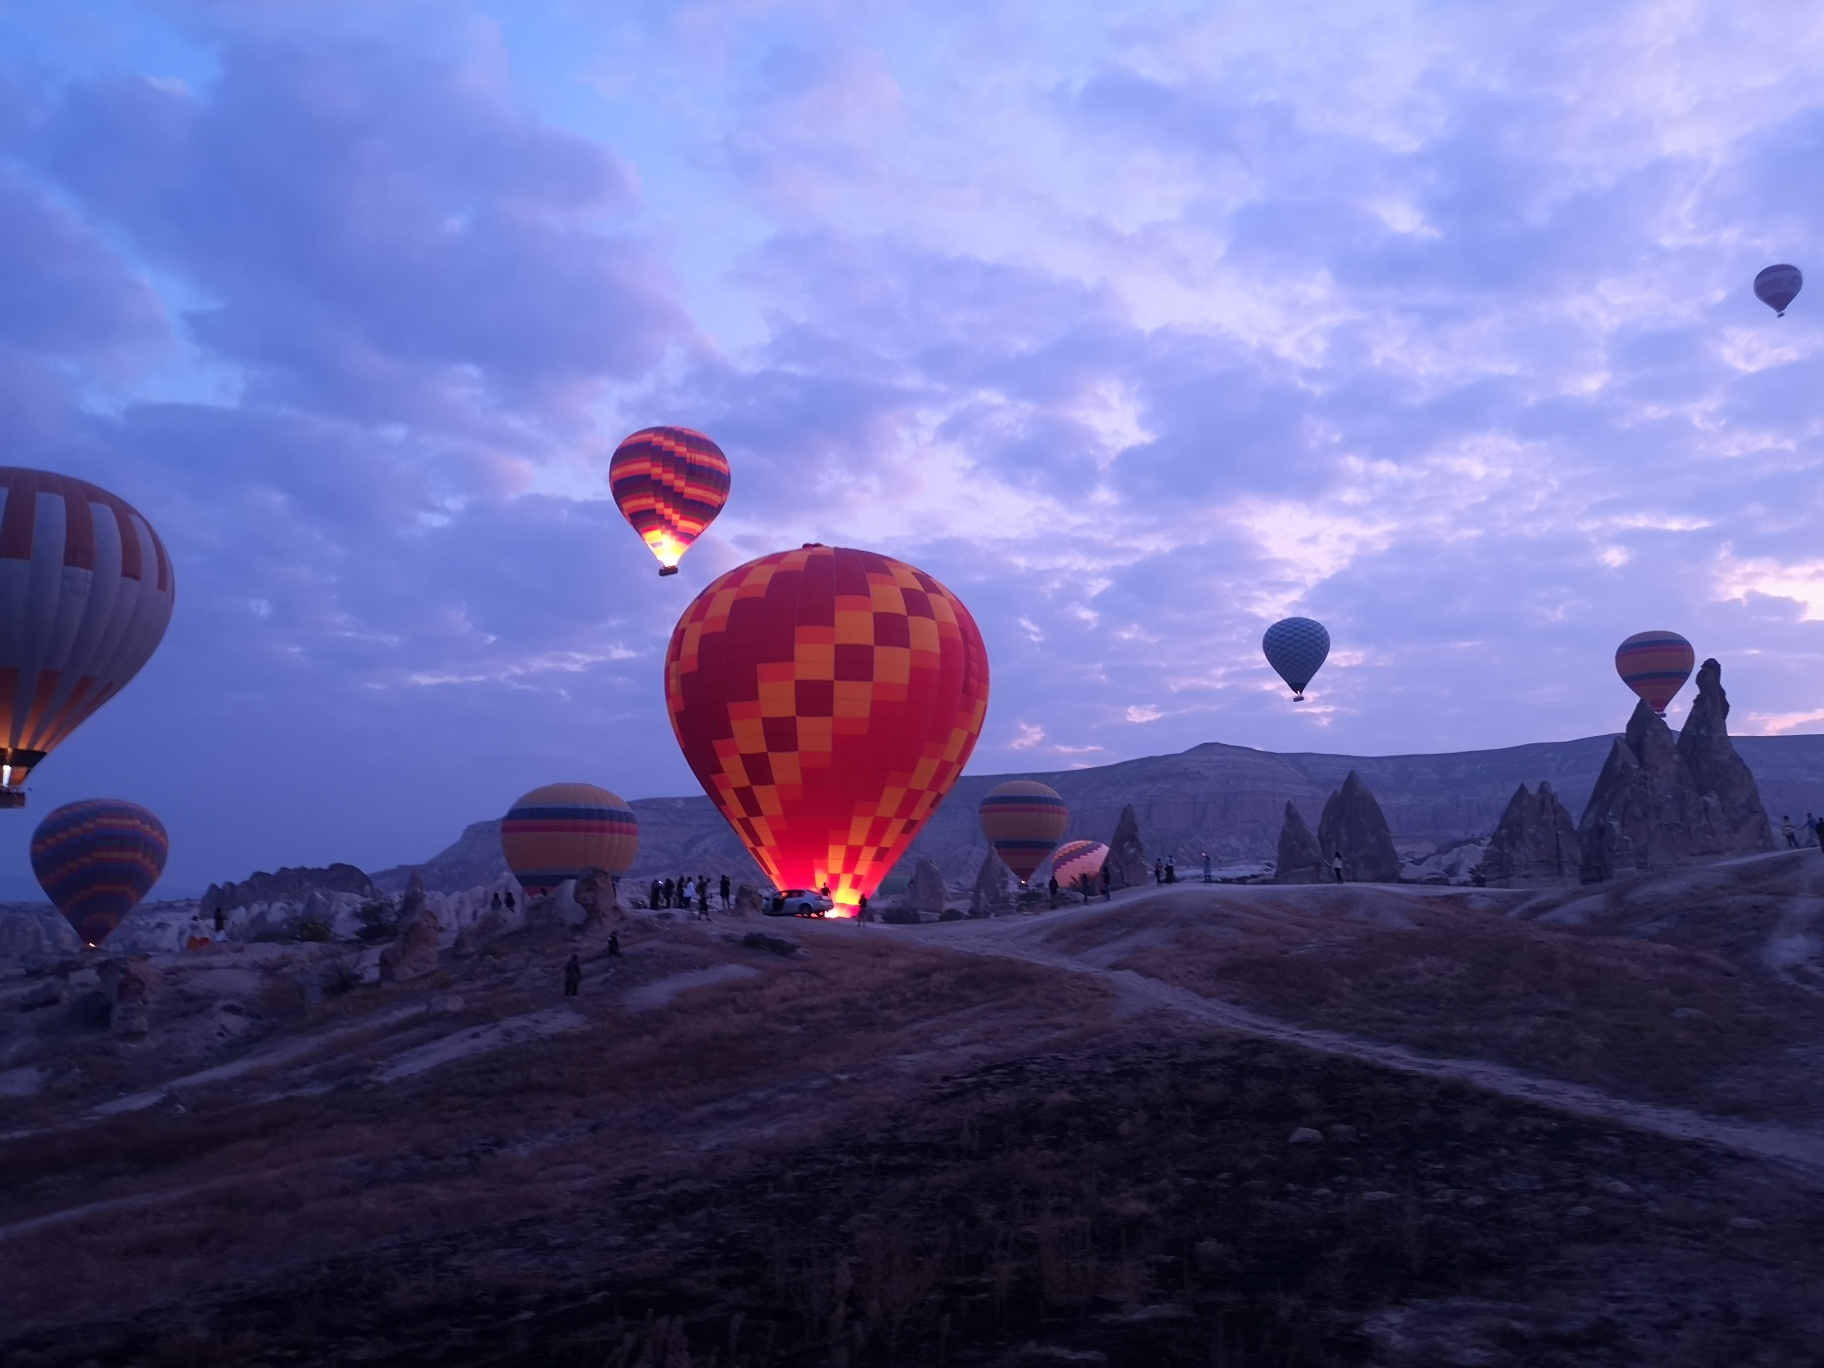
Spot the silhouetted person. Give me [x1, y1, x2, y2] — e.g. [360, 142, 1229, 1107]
[1165, 855, 1176, 884]
[697, 879, 709, 918]
[719, 874, 731, 909]
[1806, 813, 1819, 843]
[1153, 858, 1163, 885]
[608, 931, 621, 957]
[563, 952, 581, 997]
[1331, 851, 1344, 883]
[505, 890, 516, 913]
[213, 904, 225, 933]
[649, 879, 661, 909]
[1202, 852, 1213, 884]
[1048, 875, 1059, 908]
[661, 877, 674, 909]
[490, 891, 502, 911]
[1784, 816, 1798, 848]
[857, 893, 869, 922]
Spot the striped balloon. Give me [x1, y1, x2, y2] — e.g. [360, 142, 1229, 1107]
[500, 783, 640, 896]
[31, 799, 168, 948]
[979, 780, 1069, 886]
[609, 427, 732, 576]
[1614, 631, 1695, 715]
[0, 470, 175, 805]
[1051, 840, 1108, 888]
[1263, 617, 1330, 699]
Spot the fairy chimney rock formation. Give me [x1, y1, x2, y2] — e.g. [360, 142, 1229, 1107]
[1677, 658, 1777, 854]
[902, 857, 948, 913]
[1578, 663, 1774, 883]
[1107, 804, 1149, 890]
[379, 871, 442, 982]
[1316, 771, 1402, 883]
[1272, 801, 1328, 884]
[1475, 782, 1579, 887]
[969, 851, 1012, 917]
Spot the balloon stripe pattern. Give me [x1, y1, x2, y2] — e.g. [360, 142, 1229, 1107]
[1262, 617, 1331, 698]
[1051, 839, 1108, 887]
[1754, 264, 1803, 316]
[609, 427, 732, 573]
[979, 780, 1069, 885]
[0, 469, 174, 797]
[666, 545, 989, 910]
[1615, 631, 1695, 715]
[501, 783, 640, 896]
[31, 799, 168, 948]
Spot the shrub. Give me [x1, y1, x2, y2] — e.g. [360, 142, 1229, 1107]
[356, 900, 396, 942]
[296, 918, 332, 943]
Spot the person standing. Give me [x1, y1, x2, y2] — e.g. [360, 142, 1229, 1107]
[490, 891, 503, 912]
[1048, 875, 1059, 908]
[563, 952, 581, 998]
[649, 879, 661, 910]
[719, 874, 731, 910]
[608, 930, 621, 957]
[1165, 855, 1176, 884]
[1805, 813, 1818, 844]
[505, 890, 517, 913]
[1783, 816, 1798, 849]
[1331, 851, 1345, 883]
[1153, 858, 1163, 885]
[697, 877, 710, 918]
[857, 893, 869, 922]
[1202, 852, 1213, 884]
[213, 903, 226, 933]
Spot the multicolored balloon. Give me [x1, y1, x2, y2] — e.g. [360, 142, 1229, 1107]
[1051, 839, 1107, 888]
[1754, 264, 1803, 317]
[1263, 617, 1330, 700]
[1615, 630, 1695, 715]
[31, 799, 168, 947]
[978, 780, 1068, 887]
[500, 783, 640, 896]
[666, 544, 989, 911]
[609, 426, 732, 576]
[0, 469, 175, 806]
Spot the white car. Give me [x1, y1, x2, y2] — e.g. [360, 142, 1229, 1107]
[767, 888, 835, 918]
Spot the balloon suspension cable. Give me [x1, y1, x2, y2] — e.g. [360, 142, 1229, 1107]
[1293, 691, 1305, 702]
[658, 564, 680, 577]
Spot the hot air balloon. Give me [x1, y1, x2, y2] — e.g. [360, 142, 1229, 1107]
[1754, 264, 1804, 317]
[500, 783, 640, 896]
[978, 780, 1068, 887]
[666, 544, 989, 912]
[1263, 617, 1330, 700]
[609, 426, 732, 576]
[0, 469, 174, 807]
[1051, 839, 1107, 889]
[31, 799, 168, 947]
[1614, 630, 1695, 716]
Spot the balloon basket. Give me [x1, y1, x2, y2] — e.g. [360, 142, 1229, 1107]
[658, 565, 680, 577]
[0, 790, 24, 808]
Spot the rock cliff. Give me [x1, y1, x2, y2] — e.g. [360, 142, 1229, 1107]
[1272, 802, 1327, 884]
[1677, 659, 1777, 855]
[969, 852, 1012, 917]
[1106, 805, 1149, 890]
[1474, 783, 1579, 887]
[1316, 772, 1401, 883]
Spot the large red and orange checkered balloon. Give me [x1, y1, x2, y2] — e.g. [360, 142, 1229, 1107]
[609, 426, 731, 576]
[666, 545, 989, 911]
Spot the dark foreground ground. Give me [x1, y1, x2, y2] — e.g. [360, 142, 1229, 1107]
[6, 879, 1824, 1368]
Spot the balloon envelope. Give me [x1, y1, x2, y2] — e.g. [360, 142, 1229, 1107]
[1263, 617, 1331, 698]
[0, 470, 174, 802]
[31, 799, 168, 947]
[979, 780, 1068, 886]
[501, 783, 640, 896]
[1052, 840, 1107, 887]
[1614, 631, 1695, 715]
[1754, 264, 1803, 315]
[609, 427, 731, 575]
[666, 544, 989, 911]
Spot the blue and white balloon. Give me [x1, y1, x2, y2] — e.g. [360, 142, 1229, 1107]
[1262, 617, 1331, 701]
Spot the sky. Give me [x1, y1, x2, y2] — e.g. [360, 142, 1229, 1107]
[0, 0, 1821, 894]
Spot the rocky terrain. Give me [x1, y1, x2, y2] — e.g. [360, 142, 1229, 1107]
[4, 849, 1824, 1364]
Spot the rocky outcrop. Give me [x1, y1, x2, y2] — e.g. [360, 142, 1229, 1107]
[1106, 805, 1149, 890]
[901, 858, 948, 914]
[1272, 802, 1327, 884]
[206, 863, 374, 915]
[1678, 659, 1777, 855]
[573, 868, 623, 930]
[969, 852, 1011, 918]
[99, 954, 161, 1038]
[1316, 772, 1401, 883]
[733, 884, 766, 917]
[379, 872, 441, 982]
[1474, 783, 1579, 887]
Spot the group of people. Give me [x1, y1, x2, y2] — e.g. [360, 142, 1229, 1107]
[1779, 814, 1824, 850]
[646, 873, 733, 918]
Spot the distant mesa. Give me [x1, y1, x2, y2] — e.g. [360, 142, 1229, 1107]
[206, 863, 375, 916]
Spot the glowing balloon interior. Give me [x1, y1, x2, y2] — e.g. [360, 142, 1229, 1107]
[1263, 617, 1331, 700]
[609, 426, 732, 575]
[666, 544, 989, 912]
[1754, 264, 1803, 316]
[1051, 840, 1108, 888]
[500, 782, 640, 896]
[0, 469, 174, 803]
[1614, 631, 1695, 715]
[978, 780, 1068, 886]
[32, 798, 168, 948]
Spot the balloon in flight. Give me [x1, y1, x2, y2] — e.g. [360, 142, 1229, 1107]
[978, 780, 1069, 887]
[0, 469, 174, 807]
[665, 544, 989, 911]
[31, 798, 168, 948]
[1262, 617, 1331, 700]
[1614, 630, 1695, 716]
[609, 426, 732, 576]
[500, 783, 640, 896]
[1754, 264, 1803, 316]
[1051, 839, 1107, 888]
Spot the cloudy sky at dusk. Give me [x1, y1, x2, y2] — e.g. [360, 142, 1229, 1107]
[1, 0, 1821, 893]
